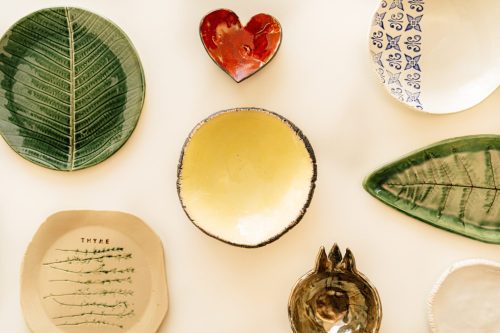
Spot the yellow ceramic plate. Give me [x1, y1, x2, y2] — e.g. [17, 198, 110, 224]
[177, 108, 317, 247]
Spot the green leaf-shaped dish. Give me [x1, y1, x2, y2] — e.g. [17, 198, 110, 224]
[364, 135, 500, 244]
[0, 7, 145, 171]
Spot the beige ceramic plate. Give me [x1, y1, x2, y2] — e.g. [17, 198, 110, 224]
[21, 211, 168, 333]
[177, 108, 317, 248]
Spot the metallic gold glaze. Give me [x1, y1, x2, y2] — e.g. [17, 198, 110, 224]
[289, 245, 382, 333]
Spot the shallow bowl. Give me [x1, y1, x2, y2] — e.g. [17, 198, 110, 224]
[177, 108, 316, 248]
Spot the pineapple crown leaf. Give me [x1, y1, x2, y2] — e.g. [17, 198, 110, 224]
[314, 244, 357, 273]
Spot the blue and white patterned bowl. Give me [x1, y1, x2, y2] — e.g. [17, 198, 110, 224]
[369, 0, 499, 114]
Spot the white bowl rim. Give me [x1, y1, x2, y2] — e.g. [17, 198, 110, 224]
[427, 258, 500, 333]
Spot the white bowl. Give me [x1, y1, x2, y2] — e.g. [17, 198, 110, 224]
[177, 108, 317, 248]
[428, 259, 500, 333]
[369, 0, 500, 113]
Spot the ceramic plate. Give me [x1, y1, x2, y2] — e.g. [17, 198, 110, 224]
[429, 259, 500, 333]
[21, 211, 168, 333]
[0, 7, 145, 170]
[369, 0, 499, 113]
[364, 135, 500, 244]
[177, 108, 317, 248]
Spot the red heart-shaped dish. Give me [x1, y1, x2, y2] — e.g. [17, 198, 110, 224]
[200, 9, 282, 82]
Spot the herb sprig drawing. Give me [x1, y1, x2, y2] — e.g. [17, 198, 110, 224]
[42, 245, 136, 329]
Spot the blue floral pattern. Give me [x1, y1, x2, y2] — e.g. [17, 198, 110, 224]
[405, 14, 423, 31]
[391, 87, 404, 101]
[405, 73, 421, 89]
[409, 0, 424, 12]
[371, 31, 384, 48]
[376, 68, 386, 83]
[404, 35, 422, 52]
[372, 51, 384, 67]
[404, 54, 421, 71]
[373, 12, 386, 29]
[385, 34, 402, 51]
[390, 0, 404, 10]
[387, 53, 402, 70]
[406, 90, 421, 104]
[388, 13, 404, 31]
[369, 0, 424, 109]
[387, 70, 402, 87]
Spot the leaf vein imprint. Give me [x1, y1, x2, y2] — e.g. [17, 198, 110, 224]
[65, 7, 76, 170]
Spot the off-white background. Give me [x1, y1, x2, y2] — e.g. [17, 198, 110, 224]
[0, 0, 498, 332]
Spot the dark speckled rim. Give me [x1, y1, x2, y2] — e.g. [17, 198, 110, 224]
[199, 9, 282, 83]
[176, 108, 317, 248]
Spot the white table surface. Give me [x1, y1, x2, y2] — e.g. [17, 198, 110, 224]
[0, 0, 498, 332]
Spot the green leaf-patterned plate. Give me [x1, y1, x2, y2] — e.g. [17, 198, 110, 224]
[364, 135, 500, 244]
[0, 7, 145, 171]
